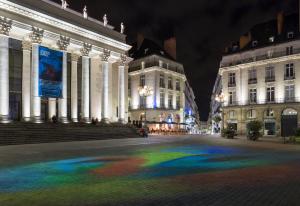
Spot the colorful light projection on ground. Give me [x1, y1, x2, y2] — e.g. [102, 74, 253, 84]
[0, 145, 291, 205]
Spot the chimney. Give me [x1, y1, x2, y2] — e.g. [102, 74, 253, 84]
[164, 37, 177, 60]
[277, 12, 284, 35]
[137, 33, 144, 49]
[239, 32, 252, 49]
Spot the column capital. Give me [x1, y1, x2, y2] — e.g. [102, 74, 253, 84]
[71, 53, 80, 62]
[119, 54, 127, 66]
[22, 41, 32, 51]
[57, 35, 70, 51]
[0, 16, 12, 36]
[101, 49, 111, 62]
[30, 27, 44, 44]
[81, 43, 92, 57]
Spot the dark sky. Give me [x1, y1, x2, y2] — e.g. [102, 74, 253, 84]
[51, 0, 298, 120]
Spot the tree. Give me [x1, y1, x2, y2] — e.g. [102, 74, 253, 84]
[247, 121, 263, 141]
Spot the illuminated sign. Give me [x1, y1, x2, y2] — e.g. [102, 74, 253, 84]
[39, 46, 63, 98]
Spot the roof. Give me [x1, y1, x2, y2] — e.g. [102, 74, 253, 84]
[225, 13, 299, 55]
[7, 0, 126, 43]
[129, 38, 175, 61]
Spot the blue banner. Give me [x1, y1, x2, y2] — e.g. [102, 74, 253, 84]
[39, 46, 63, 98]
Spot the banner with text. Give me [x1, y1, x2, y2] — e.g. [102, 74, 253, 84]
[39, 46, 63, 98]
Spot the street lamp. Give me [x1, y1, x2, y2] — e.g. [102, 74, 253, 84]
[138, 85, 154, 126]
[215, 92, 225, 130]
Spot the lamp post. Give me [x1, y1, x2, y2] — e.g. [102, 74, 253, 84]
[215, 92, 225, 130]
[138, 85, 153, 126]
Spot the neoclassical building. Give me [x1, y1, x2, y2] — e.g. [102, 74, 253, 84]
[128, 38, 186, 130]
[218, 12, 300, 137]
[0, 0, 131, 123]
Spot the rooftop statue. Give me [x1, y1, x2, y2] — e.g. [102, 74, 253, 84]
[120, 22, 125, 34]
[61, 0, 68, 10]
[83, 6, 88, 19]
[103, 14, 108, 27]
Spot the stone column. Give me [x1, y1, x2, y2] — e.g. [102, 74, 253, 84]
[118, 55, 127, 123]
[48, 98, 56, 120]
[57, 36, 70, 123]
[80, 43, 92, 123]
[30, 27, 44, 123]
[71, 53, 79, 122]
[0, 17, 12, 123]
[101, 49, 111, 123]
[22, 41, 32, 122]
[90, 57, 101, 120]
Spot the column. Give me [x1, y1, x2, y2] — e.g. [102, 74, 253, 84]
[0, 17, 12, 123]
[71, 53, 79, 122]
[30, 27, 44, 123]
[48, 98, 56, 120]
[118, 55, 127, 123]
[101, 49, 111, 123]
[91, 57, 101, 120]
[22, 41, 32, 122]
[80, 43, 92, 123]
[57, 36, 70, 123]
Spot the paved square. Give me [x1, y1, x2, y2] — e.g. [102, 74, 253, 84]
[0, 135, 300, 206]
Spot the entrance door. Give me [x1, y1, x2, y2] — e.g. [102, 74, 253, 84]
[264, 122, 275, 136]
[281, 108, 298, 137]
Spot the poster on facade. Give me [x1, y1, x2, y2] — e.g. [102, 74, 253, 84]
[39, 46, 63, 98]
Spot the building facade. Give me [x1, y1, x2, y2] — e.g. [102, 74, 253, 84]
[210, 74, 222, 134]
[184, 81, 200, 133]
[128, 54, 186, 130]
[0, 0, 131, 123]
[218, 12, 300, 137]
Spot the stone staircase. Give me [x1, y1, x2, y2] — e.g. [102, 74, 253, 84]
[0, 123, 140, 145]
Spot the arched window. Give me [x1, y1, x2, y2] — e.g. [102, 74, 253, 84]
[282, 108, 298, 116]
[247, 109, 257, 119]
[265, 109, 275, 118]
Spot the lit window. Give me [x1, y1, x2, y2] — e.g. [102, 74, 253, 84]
[287, 32, 294, 39]
[247, 109, 257, 119]
[229, 111, 236, 119]
[269, 36, 274, 42]
[265, 109, 274, 118]
[285, 63, 295, 80]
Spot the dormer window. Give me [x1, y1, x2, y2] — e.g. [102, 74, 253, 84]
[269, 36, 274, 43]
[287, 32, 294, 39]
[252, 40, 258, 47]
[144, 48, 149, 54]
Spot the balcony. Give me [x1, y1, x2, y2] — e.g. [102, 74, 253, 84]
[284, 75, 295, 81]
[221, 48, 300, 68]
[248, 79, 257, 84]
[265, 76, 275, 82]
[159, 83, 166, 88]
[223, 97, 300, 107]
[228, 82, 236, 87]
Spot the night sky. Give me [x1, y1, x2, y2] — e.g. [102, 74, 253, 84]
[51, 0, 298, 120]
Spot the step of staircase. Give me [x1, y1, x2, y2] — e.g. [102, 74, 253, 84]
[0, 123, 140, 146]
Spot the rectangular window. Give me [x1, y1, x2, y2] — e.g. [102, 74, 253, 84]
[228, 73, 236, 87]
[266, 87, 275, 102]
[140, 75, 145, 87]
[176, 79, 180, 91]
[265, 66, 275, 82]
[249, 88, 257, 104]
[285, 85, 295, 102]
[285, 63, 295, 80]
[248, 69, 257, 84]
[160, 91, 165, 108]
[287, 32, 294, 39]
[168, 93, 173, 108]
[168, 77, 173, 89]
[229, 91, 236, 105]
[159, 74, 165, 88]
[176, 94, 180, 109]
[139, 96, 146, 108]
[286, 46, 293, 55]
